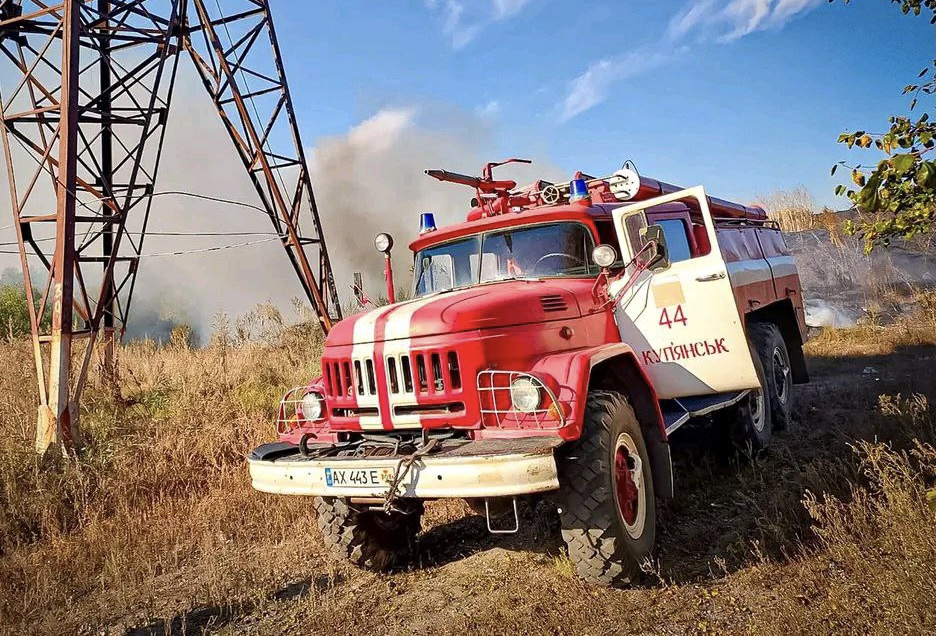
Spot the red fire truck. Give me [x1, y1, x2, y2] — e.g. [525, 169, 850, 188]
[248, 160, 809, 586]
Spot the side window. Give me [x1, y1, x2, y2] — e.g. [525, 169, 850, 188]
[622, 213, 648, 259]
[595, 221, 620, 250]
[656, 219, 692, 263]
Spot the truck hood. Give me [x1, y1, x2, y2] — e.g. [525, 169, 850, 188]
[326, 280, 582, 346]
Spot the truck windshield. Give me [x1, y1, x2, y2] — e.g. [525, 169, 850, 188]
[413, 222, 595, 296]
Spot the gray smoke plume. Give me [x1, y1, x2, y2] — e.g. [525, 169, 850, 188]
[308, 107, 564, 304]
[138, 70, 570, 337]
[786, 229, 936, 328]
[0, 78, 563, 341]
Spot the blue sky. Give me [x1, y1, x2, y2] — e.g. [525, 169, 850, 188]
[273, 0, 934, 209]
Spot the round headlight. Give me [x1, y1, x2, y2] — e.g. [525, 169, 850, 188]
[300, 392, 323, 421]
[374, 232, 394, 253]
[510, 377, 541, 413]
[592, 244, 617, 269]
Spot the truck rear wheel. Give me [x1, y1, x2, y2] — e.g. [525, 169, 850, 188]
[716, 331, 772, 454]
[556, 390, 655, 586]
[313, 496, 422, 571]
[749, 321, 794, 430]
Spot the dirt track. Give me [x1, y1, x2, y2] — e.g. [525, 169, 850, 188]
[112, 329, 935, 636]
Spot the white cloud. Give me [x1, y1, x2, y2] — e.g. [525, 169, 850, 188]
[668, 0, 822, 42]
[439, 0, 481, 49]
[560, 0, 821, 122]
[426, 0, 537, 49]
[559, 51, 671, 123]
[667, 0, 718, 40]
[492, 0, 533, 19]
[475, 100, 500, 118]
[559, 60, 615, 123]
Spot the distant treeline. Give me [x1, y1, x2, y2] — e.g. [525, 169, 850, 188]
[0, 267, 188, 343]
[0, 267, 49, 339]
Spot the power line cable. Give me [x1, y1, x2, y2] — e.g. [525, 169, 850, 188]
[149, 190, 268, 214]
[0, 234, 284, 257]
[0, 230, 285, 247]
[2, 129, 271, 223]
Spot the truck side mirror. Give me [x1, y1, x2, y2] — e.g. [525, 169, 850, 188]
[639, 224, 670, 272]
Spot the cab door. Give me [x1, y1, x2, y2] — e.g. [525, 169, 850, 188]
[608, 186, 760, 399]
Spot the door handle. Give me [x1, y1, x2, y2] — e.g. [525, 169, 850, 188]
[695, 272, 726, 282]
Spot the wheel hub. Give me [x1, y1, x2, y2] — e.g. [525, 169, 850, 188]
[772, 346, 791, 405]
[613, 433, 645, 538]
[751, 390, 766, 432]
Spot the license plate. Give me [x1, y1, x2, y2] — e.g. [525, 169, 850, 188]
[324, 467, 394, 488]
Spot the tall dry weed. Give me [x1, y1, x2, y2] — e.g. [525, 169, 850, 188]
[795, 439, 936, 633]
[0, 303, 325, 631]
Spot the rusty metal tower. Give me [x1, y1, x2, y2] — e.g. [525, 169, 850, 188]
[0, 0, 341, 455]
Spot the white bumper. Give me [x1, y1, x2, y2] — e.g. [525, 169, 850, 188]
[248, 438, 561, 499]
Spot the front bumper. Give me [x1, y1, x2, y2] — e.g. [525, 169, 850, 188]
[248, 437, 562, 498]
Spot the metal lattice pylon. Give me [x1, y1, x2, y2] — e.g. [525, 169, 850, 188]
[0, 0, 341, 455]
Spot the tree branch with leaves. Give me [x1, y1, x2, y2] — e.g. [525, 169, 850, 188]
[830, 0, 936, 251]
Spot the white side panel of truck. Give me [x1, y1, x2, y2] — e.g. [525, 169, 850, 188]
[608, 186, 761, 399]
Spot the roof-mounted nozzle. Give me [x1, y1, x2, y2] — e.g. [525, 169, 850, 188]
[425, 158, 532, 219]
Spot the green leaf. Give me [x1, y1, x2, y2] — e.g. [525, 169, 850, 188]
[830, 164, 838, 176]
[918, 161, 936, 189]
[892, 153, 916, 174]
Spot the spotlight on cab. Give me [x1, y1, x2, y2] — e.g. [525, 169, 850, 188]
[374, 232, 394, 254]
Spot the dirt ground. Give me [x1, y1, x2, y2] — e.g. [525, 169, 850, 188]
[110, 329, 936, 636]
[0, 316, 936, 636]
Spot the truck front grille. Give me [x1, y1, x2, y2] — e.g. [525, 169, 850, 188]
[323, 350, 462, 400]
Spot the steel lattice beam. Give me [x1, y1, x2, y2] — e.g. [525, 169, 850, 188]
[184, 0, 341, 328]
[0, 0, 341, 455]
[0, 0, 183, 454]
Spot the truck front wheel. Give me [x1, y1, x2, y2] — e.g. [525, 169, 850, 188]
[313, 497, 422, 571]
[556, 390, 656, 586]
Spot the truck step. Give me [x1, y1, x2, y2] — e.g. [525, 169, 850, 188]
[660, 390, 750, 435]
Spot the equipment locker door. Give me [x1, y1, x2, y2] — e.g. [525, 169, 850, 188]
[608, 186, 761, 399]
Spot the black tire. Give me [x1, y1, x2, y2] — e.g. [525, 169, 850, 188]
[716, 333, 772, 454]
[556, 390, 655, 586]
[313, 496, 422, 571]
[749, 322, 794, 430]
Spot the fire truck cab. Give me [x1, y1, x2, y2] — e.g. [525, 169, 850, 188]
[247, 161, 808, 585]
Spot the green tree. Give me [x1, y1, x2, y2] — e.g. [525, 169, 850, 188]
[0, 284, 32, 338]
[831, 0, 936, 251]
[0, 269, 55, 339]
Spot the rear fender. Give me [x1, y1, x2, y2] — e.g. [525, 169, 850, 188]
[746, 299, 809, 384]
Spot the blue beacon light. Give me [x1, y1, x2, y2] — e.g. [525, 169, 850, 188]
[569, 178, 589, 203]
[419, 212, 437, 234]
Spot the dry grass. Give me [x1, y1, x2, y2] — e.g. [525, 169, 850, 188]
[756, 187, 846, 238]
[0, 305, 327, 632]
[0, 307, 933, 634]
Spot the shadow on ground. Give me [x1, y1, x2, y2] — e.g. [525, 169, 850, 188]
[406, 343, 935, 585]
[127, 574, 341, 635]
[124, 341, 935, 635]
